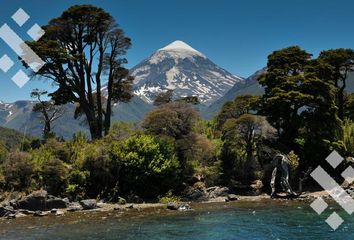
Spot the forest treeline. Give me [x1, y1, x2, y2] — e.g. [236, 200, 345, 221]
[0, 5, 353, 201]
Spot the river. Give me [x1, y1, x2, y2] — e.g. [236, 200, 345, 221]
[0, 200, 353, 239]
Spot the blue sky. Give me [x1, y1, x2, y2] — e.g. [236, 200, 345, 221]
[0, 0, 354, 102]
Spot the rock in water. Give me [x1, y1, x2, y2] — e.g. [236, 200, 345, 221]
[80, 199, 98, 210]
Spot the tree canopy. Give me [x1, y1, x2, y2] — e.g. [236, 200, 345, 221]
[24, 5, 133, 139]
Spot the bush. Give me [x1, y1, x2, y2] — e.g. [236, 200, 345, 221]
[111, 134, 180, 198]
[158, 190, 180, 203]
[41, 158, 69, 196]
[81, 143, 119, 199]
[66, 169, 89, 200]
[2, 152, 34, 191]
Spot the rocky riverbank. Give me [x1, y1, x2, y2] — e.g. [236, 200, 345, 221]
[0, 186, 241, 219]
[0, 186, 336, 221]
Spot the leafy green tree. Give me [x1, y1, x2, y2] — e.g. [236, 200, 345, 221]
[258, 46, 314, 150]
[143, 102, 199, 140]
[217, 95, 260, 129]
[222, 114, 276, 183]
[24, 5, 133, 139]
[297, 58, 343, 166]
[143, 102, 199, 177]
[318, 49, 354, 120]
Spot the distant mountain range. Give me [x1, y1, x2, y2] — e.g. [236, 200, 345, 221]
[0, 97, 152, 139]
[1, 41, 353, 138]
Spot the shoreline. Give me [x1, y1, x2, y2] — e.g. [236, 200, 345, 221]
[0, 191, 330, 222]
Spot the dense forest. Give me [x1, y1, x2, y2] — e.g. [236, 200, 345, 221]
[0, 5, 354, 202]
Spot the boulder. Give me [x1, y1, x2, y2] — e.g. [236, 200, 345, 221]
[0, 205, 15, 217]
[167, 202, 180, 210]
[182, 186, 206, 201]
[46, 196, 69, 209]
[16, 191, 68, 211]
[206, 186, 229, 199]
[227, 194, 239, 201]
[17, 190, 47, 211]
[80, 199, 98, 210]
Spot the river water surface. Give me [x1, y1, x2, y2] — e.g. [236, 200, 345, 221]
[0, 200, 353, 239]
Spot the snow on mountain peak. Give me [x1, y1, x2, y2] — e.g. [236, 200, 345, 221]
[149, 40, 206, 65]
[160, 40, 200, 53]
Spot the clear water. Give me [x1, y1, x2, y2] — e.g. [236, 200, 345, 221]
[0, 200, 353, 239]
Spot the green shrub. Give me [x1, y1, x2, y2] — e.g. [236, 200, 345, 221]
[158, 190, 180, 203]
[66, 169, 89, 200]
[111, 134, 180, 198]
[2, 152, 34, 191]
[41, 159, 69, 196]
[81, 143, 119, 199]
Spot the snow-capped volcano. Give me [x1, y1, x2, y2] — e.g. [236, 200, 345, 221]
[131, 40, 243, 104]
